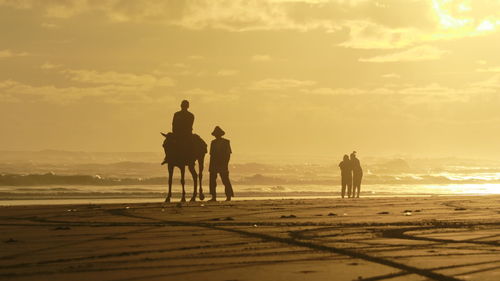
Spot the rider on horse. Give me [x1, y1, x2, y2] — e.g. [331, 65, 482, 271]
[162, 100, 196, 165]
[172, 100, 194, 137]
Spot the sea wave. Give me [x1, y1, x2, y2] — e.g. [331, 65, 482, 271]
[2, 171, 500, 187]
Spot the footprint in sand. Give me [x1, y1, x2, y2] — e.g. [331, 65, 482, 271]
[103, 236, 127, 240]
[298, 270, 316, 274]
[52, 226, 71, 230]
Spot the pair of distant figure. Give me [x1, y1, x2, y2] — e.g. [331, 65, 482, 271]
[163, 100, 234, 201]
[338, 151, 363, 198]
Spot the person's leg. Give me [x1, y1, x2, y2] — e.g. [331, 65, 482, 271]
[209, 172, 217, 201]
[220, 172, 234, 201]
[347, 178, 353, 198]
[341, 179, 346, 198]
[357, 174, 362, 198]
[346, 179, 350, 198]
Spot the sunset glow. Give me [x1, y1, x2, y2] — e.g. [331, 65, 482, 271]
[1, 0, 500, 160]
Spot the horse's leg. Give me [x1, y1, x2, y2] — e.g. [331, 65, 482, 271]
[189, 164, 198, 202]
[198, 155, 205, 200]
[180, 166, 186, 202]
[161, 138, 168, 165]
[165, 164, 174, 202]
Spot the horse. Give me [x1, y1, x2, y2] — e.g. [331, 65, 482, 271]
[161, 132, 207, 202]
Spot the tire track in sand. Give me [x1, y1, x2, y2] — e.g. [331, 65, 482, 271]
[111, 208, 464, 281]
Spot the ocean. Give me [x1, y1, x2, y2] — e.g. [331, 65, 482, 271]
[1, 151, 500, 205]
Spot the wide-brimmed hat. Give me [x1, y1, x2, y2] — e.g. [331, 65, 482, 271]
[211, 126, 225, 137]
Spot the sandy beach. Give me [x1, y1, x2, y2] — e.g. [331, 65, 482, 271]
[1, 195, 499, 281]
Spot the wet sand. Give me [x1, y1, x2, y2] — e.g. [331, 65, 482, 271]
[1, 195, 499, 281]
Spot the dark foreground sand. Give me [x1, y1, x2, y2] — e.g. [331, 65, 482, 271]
[1, 196, 499, 281]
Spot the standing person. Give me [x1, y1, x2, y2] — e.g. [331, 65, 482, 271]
[339, 154, 352, 198]
[350, 151, 363, 198]
[208, 126, 234, 202]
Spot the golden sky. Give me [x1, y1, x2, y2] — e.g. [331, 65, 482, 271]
[1, 0, 500, 159]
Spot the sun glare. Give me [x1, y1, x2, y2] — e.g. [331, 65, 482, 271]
[432, 0, 470, 29]
[431, 0, 499, 37]
[477, 20, 495, 31]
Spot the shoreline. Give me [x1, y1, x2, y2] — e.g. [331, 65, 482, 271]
[0, 193, 497, 206]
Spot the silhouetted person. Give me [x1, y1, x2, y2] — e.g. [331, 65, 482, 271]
[162, 100, 195, 165]
[208, 126, 234, 202]
[350, 151, 363, 198]
[172, 100, 194, 136]
[339, 154, 352, 198]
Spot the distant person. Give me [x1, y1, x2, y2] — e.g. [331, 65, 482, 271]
[208, 126, 234, 202]
[339, 154, 352, 198]
[350, 151, 363, 198]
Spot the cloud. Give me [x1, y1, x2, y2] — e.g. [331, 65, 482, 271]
[382, 73, 401, 79]
[183, 88, 238, 102]
[63, 69, 175, 87]
[41, 22, 59, 29]
[476, 66, 500, 73]
[0, 79, 175, 104]
[338, 18, 421, 49]
[0, 49, 28, 59]
[40, 62, 62, 70]
[216, 69, 239, 76]
[2, 0, 500, 49]
[0, 67, 176, 104]
[359, 45, 448, 63]
[471, 74, 500, 90]
[250, 78, 316, 91]
[188, 55, 204, 60]
[251, 54, 272, 62]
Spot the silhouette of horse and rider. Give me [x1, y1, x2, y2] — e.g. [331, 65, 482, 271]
[162, 100, 362, 202]
[161, 100, 233, 203]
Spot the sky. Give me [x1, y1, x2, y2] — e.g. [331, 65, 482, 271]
[1, 0, 500, 160]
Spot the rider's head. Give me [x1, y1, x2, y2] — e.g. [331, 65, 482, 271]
[181, 100, 189, 110]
